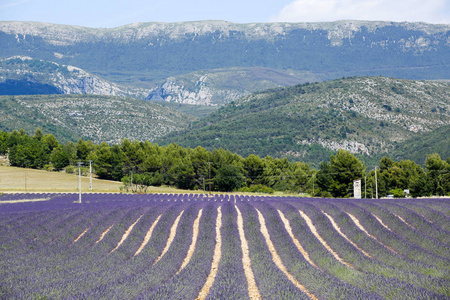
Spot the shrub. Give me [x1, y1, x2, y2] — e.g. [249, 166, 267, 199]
[389, 188, 405, 198]
[238, 184, 274, 194]
[65, 165, 75, 174]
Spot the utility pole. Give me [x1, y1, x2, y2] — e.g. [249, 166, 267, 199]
[88, 160, 93, 191]
[375, 167, 378, 199]
[312, 174, 315, 197]
[208, 162, 211, 197]
[130, 171, 133, 193]
[364, 175, 367, 199]
[77, 162, 84, 203]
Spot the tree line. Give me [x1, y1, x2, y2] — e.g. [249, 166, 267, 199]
[1, 128, 449, 197]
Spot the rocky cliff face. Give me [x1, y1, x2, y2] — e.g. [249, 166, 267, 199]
[0, 56, 147, 98]
[145, 67, 312, 106]
[146, 76, 225, 106]
[1, 20, 447, 48]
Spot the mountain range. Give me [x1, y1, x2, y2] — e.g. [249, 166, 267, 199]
[0, 20, 449, 166]
[1, 20, 449, 84]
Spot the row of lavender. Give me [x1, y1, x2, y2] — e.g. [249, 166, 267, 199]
[0, 194, 449, 299]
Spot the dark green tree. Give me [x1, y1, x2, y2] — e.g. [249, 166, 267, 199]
[41, 134, 59, 152]
[214, 164, 246, 192]
[168, 161, 196, 190]
[0, 131, 10, 154]
[424, 153, 449, 196]
[325, 149, 365, 198]
[76, 139, 95, 161]
[50, 146, 71, 170]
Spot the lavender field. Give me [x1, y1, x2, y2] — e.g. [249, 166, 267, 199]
[0, 193, 449, 299]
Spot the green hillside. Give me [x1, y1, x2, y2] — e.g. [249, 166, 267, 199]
[157, 76, 450, 167]
[388, 124, 450, 164]
[0, 94, 195, 143]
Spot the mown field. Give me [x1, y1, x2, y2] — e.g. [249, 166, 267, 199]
[0, 166, 187, 194]
[0, 193, 449, 299]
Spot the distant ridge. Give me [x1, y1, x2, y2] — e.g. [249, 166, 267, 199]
[1, 20, 448, 85]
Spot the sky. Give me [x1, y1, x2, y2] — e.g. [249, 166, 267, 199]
[1, 0, 449, 28]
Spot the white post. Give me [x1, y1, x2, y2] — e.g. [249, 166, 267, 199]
[208, 162, 211, 197]
[364, 175, 367, 199]
[89, 160, 92, 191]
[375, 167, 378, 200]
[77, 162, 83, 203]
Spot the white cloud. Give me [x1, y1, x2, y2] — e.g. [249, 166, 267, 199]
[271, 0, 450, 24]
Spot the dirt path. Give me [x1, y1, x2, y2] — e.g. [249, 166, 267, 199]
[395, 214, 415, 229]
[110, 215, 143, 254]
[235, 205, 261, 300]
[257, 209, 317, 300]
[372, 214, 392, 232]
[95, 224, 114, 244]
[298, 210, 354, 269]
[322, 211, 372, 258]
[196, 206, 222, 300]
[0, 198, 50, 204]
[153, 210, 184, 265]
[134, 214, 162, 256]
[177, 209, 203, 274]
[73, 227, 90, 243]
[347, 212, 398, 254]
[277, 209, 319, 269]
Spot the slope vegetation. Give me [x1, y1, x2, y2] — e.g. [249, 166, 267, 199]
[388, 124, 450, 164]
[157, 77, 450, 166]
[0, 94, 194, 143]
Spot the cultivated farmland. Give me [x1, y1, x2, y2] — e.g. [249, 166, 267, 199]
[0, 193, 449, 299]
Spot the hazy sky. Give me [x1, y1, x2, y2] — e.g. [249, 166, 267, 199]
[1, 0, 449, 28]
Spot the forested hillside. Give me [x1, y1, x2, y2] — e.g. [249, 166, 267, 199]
[157, 77, 450, 166]
[389, 124, 450, 165]
[1, 129, 449, 197]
